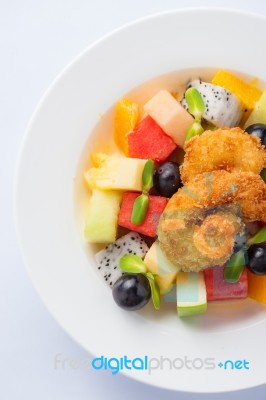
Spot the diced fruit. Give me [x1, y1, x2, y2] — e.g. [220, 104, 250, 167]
[143, 90, 194, 147]
[247, 270, 266, 304]
[204, 266, 248, 301]
[155, 275, 176, 296]
[95, 232, 149, 286]
[114, 98, 139, 155]
[84, 153, 147, 191]
[153, 161, 182, 198]
[84, 189, 122, 243]
[244, 92, 266, 127]
[181, 79, 243, 128]
[212, 70, 262, 110]
[128, 116, 176, 163]
[245, 123, 266, 146]
[112, 274, 151, 310]
[144, 241, 180, 293]
[247, 243, 266, 275]
[118, 192, 168, 237]
[176, 272, 207, 317]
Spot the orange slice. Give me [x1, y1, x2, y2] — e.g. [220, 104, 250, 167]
[247, 270, 266, 305]
[114, 98, 139, 155]
[212, 70, 262, 110]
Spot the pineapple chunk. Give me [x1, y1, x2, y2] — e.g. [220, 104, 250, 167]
[156, 275, 177, 294]
[84, 153, 147, 191]
[90, 152, 108, 167]
[84, 189, 122, 243]
[144, 241, 180, 294]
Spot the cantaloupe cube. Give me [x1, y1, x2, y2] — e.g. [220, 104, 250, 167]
[84, 189, 122, 243]
[114, 98, 139, 155]
[247, 270, 266, 305]
[143, 90, 194, 148]
[84, 154, 147, 191]
[212, 70, 262, 110]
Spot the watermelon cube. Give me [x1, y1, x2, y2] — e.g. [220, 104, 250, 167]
[118, 192, 168, 237]
[204, 266, 248, 301]
[143, 90, 194, 148]
[128, 116, 176, 163]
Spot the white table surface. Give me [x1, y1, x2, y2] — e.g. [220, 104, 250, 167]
[2, 0, 266, 398]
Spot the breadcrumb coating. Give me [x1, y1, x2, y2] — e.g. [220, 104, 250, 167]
[180, 128, 266, 183]
[165, 170, 266, 223]
[158, 204, 244, 272]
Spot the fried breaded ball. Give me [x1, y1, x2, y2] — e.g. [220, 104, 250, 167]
[165, 170, 266, 223]
[158, 204, 244, 272]
[180, 128, 266, 183]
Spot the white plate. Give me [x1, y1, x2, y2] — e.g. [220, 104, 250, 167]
[15, 8, 266, 393]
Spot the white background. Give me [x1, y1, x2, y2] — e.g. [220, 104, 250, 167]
[2, 0, 266, 399]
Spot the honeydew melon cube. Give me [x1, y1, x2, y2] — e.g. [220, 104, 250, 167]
[84, 154, 147, 192]
[144, 241, 180, 293]
[143, 90, 194, 148]
[244, 91, 266, 127]
[176, 272, 207, 317]
[84, 189, 122, 243]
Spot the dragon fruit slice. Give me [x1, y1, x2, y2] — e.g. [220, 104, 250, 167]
[95, 232, 149, 287]
[181, 79, 243, 128]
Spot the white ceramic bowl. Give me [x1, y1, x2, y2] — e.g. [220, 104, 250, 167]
[15, 8, 266, 393]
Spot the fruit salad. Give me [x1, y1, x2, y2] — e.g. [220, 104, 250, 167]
[82, 69, 266, 317]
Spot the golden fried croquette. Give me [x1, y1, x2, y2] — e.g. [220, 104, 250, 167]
[165, 170, 266, 223]
[180, 128, 266, 183]
[158, 204, 244, 272]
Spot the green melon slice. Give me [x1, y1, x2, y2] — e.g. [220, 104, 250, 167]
[84, 189, 122, 243]
[176, 271, 207, 317]
[244, 91, 266, 127]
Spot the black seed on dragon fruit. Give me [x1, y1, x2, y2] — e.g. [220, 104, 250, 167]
[95, 232, 149, 287]
[181, 79, 243, 128]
